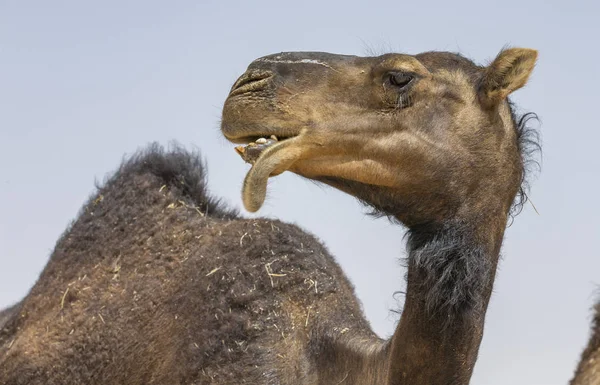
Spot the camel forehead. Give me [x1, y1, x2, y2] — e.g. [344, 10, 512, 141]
[415, 51, 484, 83]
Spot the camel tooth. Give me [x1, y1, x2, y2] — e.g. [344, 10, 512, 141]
[256, 138, 268, 144]
[270, 135, 278, 141]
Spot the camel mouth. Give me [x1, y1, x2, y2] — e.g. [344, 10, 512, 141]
[234, 135, 295, 165]
[234, 133, 311, 212]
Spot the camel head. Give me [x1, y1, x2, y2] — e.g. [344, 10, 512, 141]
[221, 48, 537, 227]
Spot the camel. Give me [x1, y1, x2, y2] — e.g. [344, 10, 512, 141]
[570, 306, 600, 385]
[0, 305, 19, 333]
[0, 47, 538, 385]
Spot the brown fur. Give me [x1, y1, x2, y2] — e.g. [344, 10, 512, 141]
[571, 304, 600, 385]
[1, 47, 538, 385]
[0, 304, 20, 333]
[0, 145, 380, 384]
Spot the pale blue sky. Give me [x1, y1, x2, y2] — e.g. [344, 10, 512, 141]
[1, 1, 598, 384]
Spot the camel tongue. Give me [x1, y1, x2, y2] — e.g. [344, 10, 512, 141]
[239, 136, 306, 212]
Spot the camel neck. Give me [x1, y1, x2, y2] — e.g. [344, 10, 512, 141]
[305, 215, 507, 385]
[386, 216, 506, 385]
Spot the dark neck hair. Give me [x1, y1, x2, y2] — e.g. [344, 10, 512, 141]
[405, 220, 494, 329]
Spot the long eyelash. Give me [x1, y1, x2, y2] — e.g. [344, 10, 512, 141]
[396, 93, 412, 110]
[397, 94, 404, 109]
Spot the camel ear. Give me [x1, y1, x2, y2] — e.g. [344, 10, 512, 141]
[479, 48, 538, 108]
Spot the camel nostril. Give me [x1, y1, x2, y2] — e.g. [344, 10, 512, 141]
[230, 70, 274, 95]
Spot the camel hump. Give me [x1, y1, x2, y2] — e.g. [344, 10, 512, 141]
[98, 143, 238, 220]
[0, 301, 21, 331]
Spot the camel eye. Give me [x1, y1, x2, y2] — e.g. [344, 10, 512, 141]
[387, 72, 413, 89]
